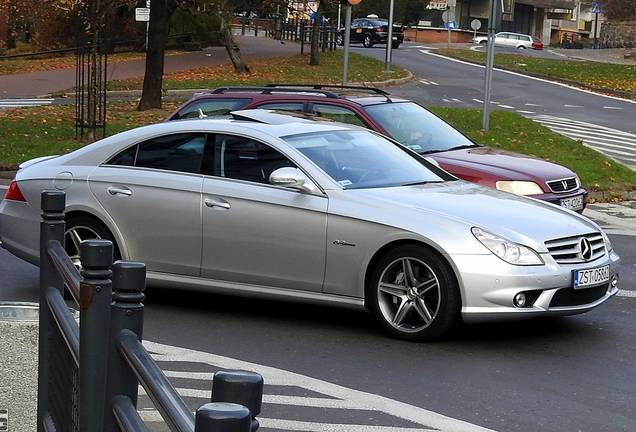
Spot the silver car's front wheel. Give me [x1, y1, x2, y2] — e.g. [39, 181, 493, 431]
[64, 215, 118, 270]
[368, 245, 461, 341]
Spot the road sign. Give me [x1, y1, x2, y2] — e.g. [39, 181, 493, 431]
[135, 7, 150, 21]
[471, 19, 481, 30]
[441, 10, 455, 23]
[444, 21, 457, 29]
[591, 2, 601, 13]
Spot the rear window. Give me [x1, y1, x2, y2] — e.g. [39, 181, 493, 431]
[172, 98, 250, 120]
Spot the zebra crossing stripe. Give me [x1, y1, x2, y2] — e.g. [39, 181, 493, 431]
[529, 115, 636, 169]
[0, 98, 54, 108]
[140, 340, 495, 432]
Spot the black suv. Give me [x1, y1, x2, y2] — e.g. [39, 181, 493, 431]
[337, 18, 404, 49]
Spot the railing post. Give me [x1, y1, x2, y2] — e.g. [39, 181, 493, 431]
[37, 191, 66, 431]
[104, 261, 146, 432]
[212, 371, 263, 432]
[195, 403, 251, 432]
[79, 239, 113, 432]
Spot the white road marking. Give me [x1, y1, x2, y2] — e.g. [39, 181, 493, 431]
[416, 50, 636, 105]
[469, 45, 483, 52]
[563, 104, 583, 108]
[516, 110, 536, 114]
[603, 106, 623, 110]
[525, 103, 542, 107]
[472, 98, 484, 103]
[0, 98, 54, 109]
[451, 98, 462, 103]
[418, 79, 439, 86]
[141, 341, 495, 432]
[547, 49, 568, 58]
[618, 290, 636, 298]
[497, 104, 514, 109]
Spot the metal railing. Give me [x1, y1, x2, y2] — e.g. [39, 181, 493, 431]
[37, 190, 264, 432]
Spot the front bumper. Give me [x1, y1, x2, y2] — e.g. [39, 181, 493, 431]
[453, 248, 620, 323]
[530, 188, 588, 213]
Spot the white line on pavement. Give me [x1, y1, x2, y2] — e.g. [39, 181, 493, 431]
[516, 110, 536, 114]
[618, 290, 636, 298]
[532, 119, 636, 138]
[416, 50, 636, 105]
[144, 341, 496, 432]
[563, 104, 583, 108]
[524, 103, 542, 107]
[497, 104, 514, 109]
[472, 98, 483, 103]
[603, 106, 623, 110]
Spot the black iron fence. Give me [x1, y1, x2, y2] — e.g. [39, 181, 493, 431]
[37, 190, 264, 432]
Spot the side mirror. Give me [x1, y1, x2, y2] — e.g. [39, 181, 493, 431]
[269, 167, 315, 193]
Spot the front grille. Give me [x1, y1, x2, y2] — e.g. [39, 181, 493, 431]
[550, 284, 609, 307]
[545, 232, 606, 264]
[546, 177, 578, 193]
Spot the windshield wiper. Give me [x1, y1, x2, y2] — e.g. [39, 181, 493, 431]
[401, 180, 444, 186]
[445, 144, 481, 151]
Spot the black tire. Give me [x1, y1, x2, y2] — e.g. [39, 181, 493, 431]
[363, 34, 374, 48]
[366, 244, 461, 341]
[337, 34, 344, 46]
[517, 45, 527, 49]
[479, 40, 487, 45]
[65, 214, 121, 263]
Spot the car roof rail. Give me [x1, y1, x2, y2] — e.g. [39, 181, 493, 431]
[229, 109, 317, 125]
[210, 86, 339, 98]
[264, 84, 393, 102]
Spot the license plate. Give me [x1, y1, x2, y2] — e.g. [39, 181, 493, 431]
[560, 195, 584, 211]
[573, 265, 610, 289]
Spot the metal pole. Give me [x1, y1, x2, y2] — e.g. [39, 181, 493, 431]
[482, 0, 497, 131]
[337, 4, 342, 29]
[342, 5, 352, 85]
[593, 12, 599, 49]
[145, 21, 149, 51]
[79, 239, 114, 432]
[103, 261, 147, 432]
[385, 0, 395, 73]
[195, 403, 251, 432]
[37, 191, 66, 432]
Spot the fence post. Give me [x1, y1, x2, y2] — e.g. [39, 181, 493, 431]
[37, 191, 66, 432]
[212, 371, 263, 432]
[195, 403, 251, 432]
[103, 261, 146, 432]
[300, 23, 305, 54]
[241, 19, 245, 36]
[79, 239, 113, 432]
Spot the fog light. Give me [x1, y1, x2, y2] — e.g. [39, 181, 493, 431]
[513, 293, 526, 308]
[611, 275, 618, 288]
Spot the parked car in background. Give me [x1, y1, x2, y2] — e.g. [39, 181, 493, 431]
[0, 111, 619, 341]
[337, 17, 404, 48]
[473, 32, 543, 50]
[167, 85, 587, 212]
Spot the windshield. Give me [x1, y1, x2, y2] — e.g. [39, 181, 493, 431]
[282, 130, 447, 189]
[364, 102, 477, 154]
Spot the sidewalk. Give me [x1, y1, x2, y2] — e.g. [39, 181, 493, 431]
[0, 36, 299, 98]
[550, 47, 636, 65]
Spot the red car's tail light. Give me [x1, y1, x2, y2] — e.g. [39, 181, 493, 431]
[4, 180, 26, 202]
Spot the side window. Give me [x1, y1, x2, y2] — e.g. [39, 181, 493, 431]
[509, 34, 520, 40]
[256, 102, 305, 114]
[172, 99, 250, 120]
[213, 135, 296, 185]
[351, 19, 360, 28]
[107, 145, 137, 166]
[311, 104, 367, 127]
[136, 133, 207, 174]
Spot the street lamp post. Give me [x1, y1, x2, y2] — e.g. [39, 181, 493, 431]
[384, 0, 395, 73]
[482, 0, 498, 131]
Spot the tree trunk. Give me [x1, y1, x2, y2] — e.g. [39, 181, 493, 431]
[309, 1, 323, 65]
[6, 0, 16, 50]
[221, 13, 250, 73]
[138, 0, 171, 110]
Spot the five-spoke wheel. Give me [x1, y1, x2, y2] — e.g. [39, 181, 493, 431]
[368, 245, 460, 341]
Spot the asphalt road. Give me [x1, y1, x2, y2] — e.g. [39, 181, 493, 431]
[1, 202, 634, 432]
[354, 43, 636, 134]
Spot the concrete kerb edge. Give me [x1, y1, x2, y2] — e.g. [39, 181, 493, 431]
[47, 71, 416, 99]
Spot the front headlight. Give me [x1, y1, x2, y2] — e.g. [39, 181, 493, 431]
[472, 227, 544, 265]
[496, 181, 544, 196]
[601, 229, 613, 252]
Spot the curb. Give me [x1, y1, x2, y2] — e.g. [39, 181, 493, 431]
[588, 190, 636, 203]
[49, 71, 416, 99]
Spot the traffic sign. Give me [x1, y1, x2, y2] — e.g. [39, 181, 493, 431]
[591, 2, 601, 13]
[135, 7, 150, 22]
[441, 10, 455, 23]
[444, 21, 457, 29]
[471, 19, 482, 30]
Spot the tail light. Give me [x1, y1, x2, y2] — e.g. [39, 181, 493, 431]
[375, 26, 383, 32]
[4, 180, 26, 202]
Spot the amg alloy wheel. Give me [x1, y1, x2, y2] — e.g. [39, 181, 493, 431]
[363, 34, 374, 48]
[368, 245, 460, 341]
[65, 215, 119, 270]
[337, 34, 344, 46]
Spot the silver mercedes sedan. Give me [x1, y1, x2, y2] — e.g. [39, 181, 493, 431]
[0, 110, 620, 340]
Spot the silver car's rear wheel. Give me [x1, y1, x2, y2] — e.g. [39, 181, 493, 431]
[368, 245, 460, 341]
[377, 257, 441, 333]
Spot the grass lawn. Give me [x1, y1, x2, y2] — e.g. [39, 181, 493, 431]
[431, 107, 636, 193]
[436, 48, 636, 98]
[0, 51, 183, 76]
[106, 50, 408, 91]
[0, 103, 634, 194]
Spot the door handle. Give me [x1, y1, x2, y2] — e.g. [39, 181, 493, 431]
[204, 198, 231, 210]
[107, 186, 132, 197]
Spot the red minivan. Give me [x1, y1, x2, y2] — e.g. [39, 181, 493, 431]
[167, 85, 587, 212]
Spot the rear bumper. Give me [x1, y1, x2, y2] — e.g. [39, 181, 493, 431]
[374, 33, 404, 44]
